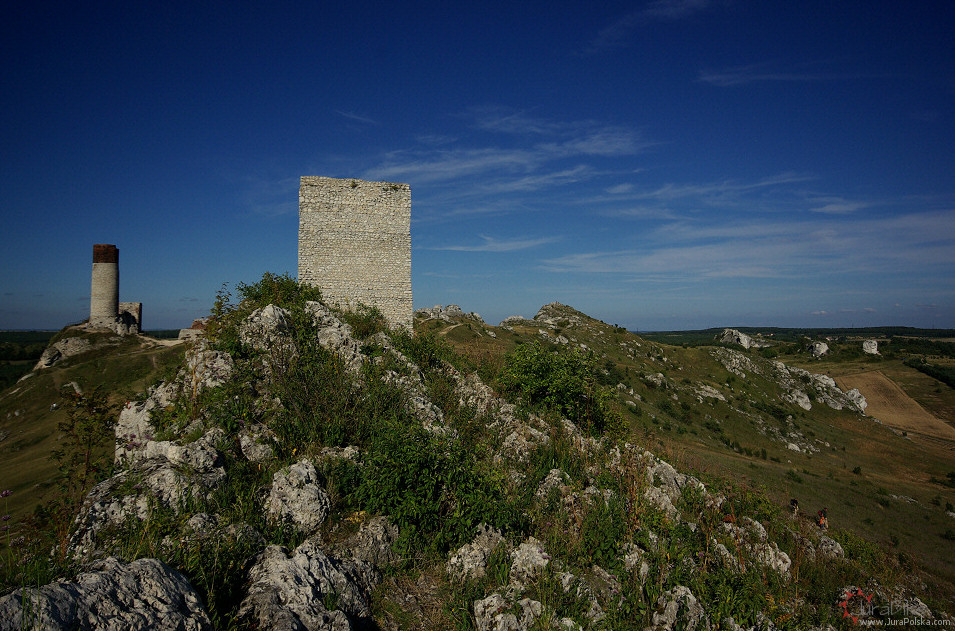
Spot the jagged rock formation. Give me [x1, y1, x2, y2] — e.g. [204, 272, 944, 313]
[0, 557, 212, 630]
[720, 328, 755, 349]
[711, 347, 866, 414]
[415, 304, 485, 323]
[863, 339, 879, 355]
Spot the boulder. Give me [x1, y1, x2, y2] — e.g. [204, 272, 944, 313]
[863, 340, 879, 355]
[651, 585, 706, 631]
[447, 523, 506, 583]
[239, 304, 292, 352]
[0, 557, 212, 631]
[266, 459, 331, 534]
[69, 430, 227, 560]
[720, 329, 754, 349]
[509, 537, 551, 585]
[34, 336, 95, 370]
[238, 538, 378, 630]
[809, 341, 829, 357]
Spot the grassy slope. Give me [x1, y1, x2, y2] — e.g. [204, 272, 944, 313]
[0, 330, 186, 524]
[428, 308, 955, 589]
[2, 304, 953, 624]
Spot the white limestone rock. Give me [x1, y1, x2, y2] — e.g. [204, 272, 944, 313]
[720, 328, 754, 349]
[0, 557, 212, 631]
[266, 459, 331, 534]
[238, 538, 377, 630]
[447, 524, 506, 583]
[239, 304, 292, 352]
[651, 585, 707, 631]
[509, 537, 551, 585]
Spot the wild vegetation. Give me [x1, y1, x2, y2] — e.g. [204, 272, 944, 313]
[0, 274, 953, 629]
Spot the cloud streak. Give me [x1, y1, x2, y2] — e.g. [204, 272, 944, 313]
[539, 209, 955, 283]
[587, 1, 713, 53]
[434, 235, 559, 253]
[697, 61, 875, 87]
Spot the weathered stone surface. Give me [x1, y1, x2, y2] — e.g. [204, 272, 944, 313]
[266, 459, 331, 534]
[115, 379, 180, 463]
[473, 594, 545, 631]
[651, 585, 706, 631]
[447, 523, 506, 583]
[720, 328, 755, 349]
[299, 176, 412, 330]
[415, 304, 485, 323]
[185, 344, 234, 393]
[0, 557, 212, 631]
[69, 429, 227, 560]
[35, 336, 92, 369]
[509, 537, 551, 585]
[818, 535, 845, 559]
[239, 422, 278, 463]
[809, 341, 829, 357]
[238, 538, 378, 630]
[337, 516, 399, 568]
[239, 304, 293, 352]
[863, 339, 879, 355]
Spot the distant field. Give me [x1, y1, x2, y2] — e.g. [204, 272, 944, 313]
[836, 371, 955, 445]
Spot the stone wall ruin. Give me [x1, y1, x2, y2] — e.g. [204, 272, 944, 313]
[298, 176, 412, 329]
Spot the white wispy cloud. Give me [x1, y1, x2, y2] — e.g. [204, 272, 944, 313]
[809, 197, 870, 214]
[335, 110, 379, 125]
[435, 235, 559, 252]
[587, 1, 712, 53]
[539, 208, 955, 281]
[365, 147, 539, 183]
[365, 110, 647, 190]
[697, 61, 869, 87]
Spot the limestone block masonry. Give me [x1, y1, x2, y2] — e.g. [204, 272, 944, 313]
[298, 176, 412, 329]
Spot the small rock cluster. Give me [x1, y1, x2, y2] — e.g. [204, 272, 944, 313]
[415, 303, 485, 323]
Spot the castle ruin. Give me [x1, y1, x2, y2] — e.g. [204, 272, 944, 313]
[298, 177, 412, 329]
[88, 244, 141, 335]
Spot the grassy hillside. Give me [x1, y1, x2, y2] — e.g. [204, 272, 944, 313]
[425, 306, 955, 586]
[0, 330, 186, 524]
[1, 283, 953, 629]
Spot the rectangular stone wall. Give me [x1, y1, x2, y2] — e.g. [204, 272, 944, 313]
[298, 176, 412, 329]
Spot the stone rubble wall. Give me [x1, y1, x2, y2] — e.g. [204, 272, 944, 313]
[298, 176, 412, 330]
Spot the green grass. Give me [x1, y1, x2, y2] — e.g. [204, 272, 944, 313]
[2, 278, 954, 627]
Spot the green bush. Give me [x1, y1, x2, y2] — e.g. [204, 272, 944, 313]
[357, 420, 518, 558]
[497, 342, 622, 435]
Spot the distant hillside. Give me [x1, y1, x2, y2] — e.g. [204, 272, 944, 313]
[640, 326, 955, 346]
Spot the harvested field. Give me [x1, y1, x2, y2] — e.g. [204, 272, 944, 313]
[836, 370, 955, 445]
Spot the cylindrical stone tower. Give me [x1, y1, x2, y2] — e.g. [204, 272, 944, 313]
[90, 244, 119, 327]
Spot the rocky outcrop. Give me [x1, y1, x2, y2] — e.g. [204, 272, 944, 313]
[237, 536, 381, 630]
[651, 585, 707, 631]
[0, 557, 213, 631]
[863, 339, 879, 355]
[415, 304, 485, 323]
[809, 341, 829, 357]
[266, 459, 331, 535]
[720, 328, 756, 349]
[711, 347, 866, 414]
[69, 429, 228, 561]
[447, 524, 506, 583]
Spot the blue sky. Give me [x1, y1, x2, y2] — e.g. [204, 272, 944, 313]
[2, 1, 953, 331]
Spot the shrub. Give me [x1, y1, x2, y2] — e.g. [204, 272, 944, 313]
[357, 420, 518, 558]
[497, 342, 622, 435]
